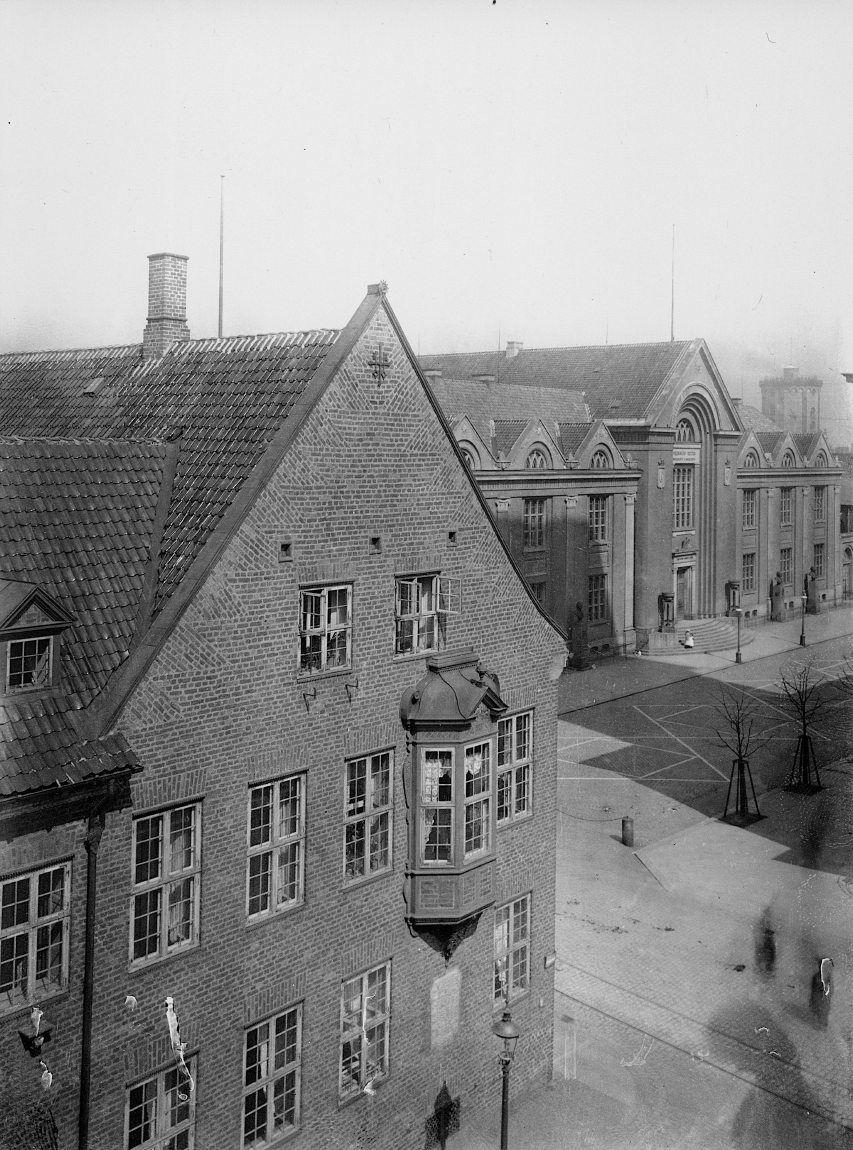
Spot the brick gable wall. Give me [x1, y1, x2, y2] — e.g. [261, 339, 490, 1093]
[3, 304, 564, 1149]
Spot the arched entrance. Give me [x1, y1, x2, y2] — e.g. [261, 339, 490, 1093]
[671, 398, 719, 617]
[844, 547, 853, 599]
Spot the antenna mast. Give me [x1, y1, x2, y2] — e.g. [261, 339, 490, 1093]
[670, 224, 675, 342]
[218, 175, 225, 339]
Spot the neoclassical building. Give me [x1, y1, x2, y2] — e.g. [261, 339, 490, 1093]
[422, 340, 843, 650]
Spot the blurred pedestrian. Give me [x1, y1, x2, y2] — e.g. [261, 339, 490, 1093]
[754, 909, 776, 976]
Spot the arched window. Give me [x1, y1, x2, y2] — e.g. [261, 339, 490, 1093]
[781, 451, 795, 468]
[675, 419, 695, 443]
[743, 450, 760, 469]
[815, 451, 827, 468]
[591, 449, 611, 469]
[459, 443, 478, 470]
[526, 448, 549, 469]
[809, 407, 817, 432]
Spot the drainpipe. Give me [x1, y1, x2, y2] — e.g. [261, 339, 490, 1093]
[78, 809, 104, 1149]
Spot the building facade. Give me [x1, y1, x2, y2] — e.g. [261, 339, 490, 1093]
[0, 261, 567, 1149]
[423, 341, 844, 649]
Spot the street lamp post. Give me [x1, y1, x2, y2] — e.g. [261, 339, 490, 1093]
[492, 1009, 519, 1150]
[734, 607, 743, 664]
[800, 591, 807, 647]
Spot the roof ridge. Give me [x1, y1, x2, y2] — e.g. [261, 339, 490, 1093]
[0, 434, 166, 447]
[0, 327, 341, 362]
[424, 339, 694, 356]
[0, 343, 140, 363]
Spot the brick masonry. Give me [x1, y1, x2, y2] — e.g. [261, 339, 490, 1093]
[0, 302, 566, 1149]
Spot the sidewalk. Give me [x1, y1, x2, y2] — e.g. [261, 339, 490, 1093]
[558, 602, 853, 715]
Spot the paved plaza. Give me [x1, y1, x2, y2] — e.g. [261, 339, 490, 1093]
[453, 607, 853, 1149]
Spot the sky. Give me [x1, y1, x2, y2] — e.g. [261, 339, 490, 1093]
[2, 0, 853, 434]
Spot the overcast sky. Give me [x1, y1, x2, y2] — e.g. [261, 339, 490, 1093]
[2, 1, 852, 429]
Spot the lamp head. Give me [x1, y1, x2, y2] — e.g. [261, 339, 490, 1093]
[492, 1009, 520, 1060]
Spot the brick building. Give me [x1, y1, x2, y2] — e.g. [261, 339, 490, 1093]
[422, 341, 844, 647]
[0, 258, 567, 1149]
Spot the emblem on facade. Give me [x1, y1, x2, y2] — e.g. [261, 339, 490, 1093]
[657, 465, 665, 489]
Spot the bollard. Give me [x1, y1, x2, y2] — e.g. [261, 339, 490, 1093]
[621, 817, 634, 848]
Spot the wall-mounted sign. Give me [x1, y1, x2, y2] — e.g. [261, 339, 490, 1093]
[673, 446, 700, 464]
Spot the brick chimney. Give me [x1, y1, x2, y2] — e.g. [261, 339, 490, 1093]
[505, 340, 523, 359]
[143, 253, 190, 359]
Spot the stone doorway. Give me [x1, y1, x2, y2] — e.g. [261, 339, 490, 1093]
[676, 565, 693, 619]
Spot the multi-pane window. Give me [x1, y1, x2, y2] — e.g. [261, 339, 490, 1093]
[526, 449, 548, 469]
[742, 489, 756, 530]
[814, 486, 826, 522]
[675, 419, 695, 443]
[339, 963, 390, 1101]
[242, 1007, 301, 1146]
[522, 499, 546, 549]
[247, 776, 305, 919]
[743, 451, 759, 468]
[587, 574, 608, 623]
[588, 496, 608, 542]
[344, 751, 392, 883]
[497, 712, 532, 825]
[395, 574, 445, 655]
[460, 446, 477, 470]
[591, 449, 611, 469]
[131, 806, 200, 965]
[529, 581, 546, 606]
[780, 487, 793, 526]
[780, 547, 793, 584]
[463, 741, 491, 859]
[6, 636, 52, 692]
[421, 749, 453, 864]
[742, 553, 756, 594]
[672, 466, 694, 530]
[126, 1060, 196, 1150]
[493, 895, 530, 1006]
[299, 584, 351, 674]
[1, 862, 70, 1012]
[782, 451, 795, 468]
[813, 543, 825, 579]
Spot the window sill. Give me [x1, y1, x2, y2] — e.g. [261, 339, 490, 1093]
[392, 649, 439, 664]
[337, 1075, 389, 1111]
[342, 868, 393, 894]
[492, 988, 531, 1016]
[0, 987, 68, 1023]
[128, 940, 200, 975]
[295, 666, 354, 684]
[497, 812, 533, 831]
[245, 900, 306, 930]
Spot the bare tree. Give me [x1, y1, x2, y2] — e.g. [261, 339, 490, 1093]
[715, 686, 773, 824]
[778, 659, 825, 792]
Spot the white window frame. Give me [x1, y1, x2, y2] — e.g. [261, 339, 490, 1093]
[522, 498, 546, 550]
[298, 584, 352, 674]
[588, 495, 608, 542]
[588, 574, 608, 623]
[780, 487, 793, 526]
[742, 489, 757, 530]
[246, 775, 305, 920]
[339, 962, 391, 1101]
[742, 552, 756, 595]
[494, 894, 531, 1006]
[497, 712, 532, 826]
[125, 1058, 196, 1150]
[780, 547, 793, 585]
[130, 804, 201, 967]
[814, 486, 826, 522]
[344, 751, 393, 883]
[242, 1006, 302, 1145]
[0, 861, 70, 1013]
[394, 574, 458, 656]
[5, 635, 53, 693]
[420, 748, 454, 865]
[813, 542, 825, 579]
[672, 466, 693, 530]
[463, 739, 492, 860]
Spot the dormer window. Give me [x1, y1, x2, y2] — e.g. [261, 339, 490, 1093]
[7, 635, 53, 692]
[525, 448, 549, 469]
[0, 580, 75, 697]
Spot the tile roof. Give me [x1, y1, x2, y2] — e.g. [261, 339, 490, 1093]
[0, 437, 160, 795]
[793, 433, 821, 460]
[558, 423, 595, 457]
[492, 420, 528, 458]
[0, 330, 339, 610]
[421, 341, 694, 420]
[755, 431, 788, 459]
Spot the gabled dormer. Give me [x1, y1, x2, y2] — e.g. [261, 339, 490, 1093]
[449, 414, 496, 472]
[506, 420, 565, 471]
[737, 430, 765, 470]
[570, 420, 628, 470]
[0, 579, 75, 695]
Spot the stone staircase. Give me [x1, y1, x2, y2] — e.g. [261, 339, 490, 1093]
[674, 616, 755, 653]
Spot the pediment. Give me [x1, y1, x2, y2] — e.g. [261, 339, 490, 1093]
[0, 579, 76, 633]
[573, 420, 629, 469]
[648, 341, 742, 433]
[507, 420, 565, 469]
[452, 416, 495, 470]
